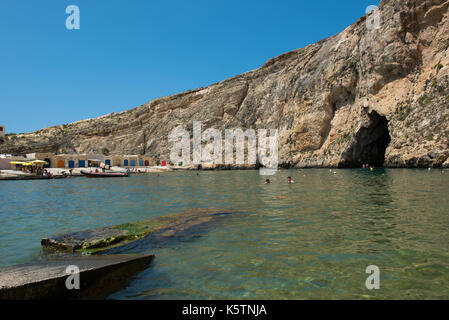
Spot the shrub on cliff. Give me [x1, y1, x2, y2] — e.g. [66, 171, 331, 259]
[101, 147, 110, 155]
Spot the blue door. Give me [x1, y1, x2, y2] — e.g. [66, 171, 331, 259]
[78, 160, 85, 168]
[68, 160, 75, 168]
[124, 159, 129, 166]
[130, 160, 136, 167]
[139, 159, 144, 166]
[105, 159, 111, 166]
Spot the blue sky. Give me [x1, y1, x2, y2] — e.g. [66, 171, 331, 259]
[0, 0, 379, 134]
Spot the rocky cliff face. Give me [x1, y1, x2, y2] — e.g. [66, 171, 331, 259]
[1, 0, 449, 168]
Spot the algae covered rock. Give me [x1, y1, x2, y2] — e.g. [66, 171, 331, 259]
[41, 208, 235, 254]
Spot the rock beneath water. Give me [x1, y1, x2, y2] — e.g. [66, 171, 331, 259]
[0, 254, 153, 300]
[42, 208, 235, 254]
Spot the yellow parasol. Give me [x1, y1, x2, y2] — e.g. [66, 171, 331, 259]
[31, 160, 48, 165]
[10, 161, 26, 165]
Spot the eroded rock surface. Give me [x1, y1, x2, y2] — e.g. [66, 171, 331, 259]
[1, 0, 448, 168]
[42, 208, 235, 254]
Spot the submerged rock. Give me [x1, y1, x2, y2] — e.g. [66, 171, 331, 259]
[42, 208, 235, 254]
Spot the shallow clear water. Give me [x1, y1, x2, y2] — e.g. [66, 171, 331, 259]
[0, 169, 448, 299]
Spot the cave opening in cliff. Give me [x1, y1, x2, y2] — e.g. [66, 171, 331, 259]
[340, 111, 391, 168]
[43, 158, 51, 168]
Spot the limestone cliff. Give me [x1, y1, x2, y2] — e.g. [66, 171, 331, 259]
[1, 0, 449, 168]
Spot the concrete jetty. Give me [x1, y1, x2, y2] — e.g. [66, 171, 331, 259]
[0, 254, 153, 299]
[42, 208, 235, 254]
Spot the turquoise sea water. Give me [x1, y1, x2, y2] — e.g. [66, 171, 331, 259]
[0, 169, 448, 299]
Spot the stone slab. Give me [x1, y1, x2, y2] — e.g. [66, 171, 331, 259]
[0, 254, 153, 299]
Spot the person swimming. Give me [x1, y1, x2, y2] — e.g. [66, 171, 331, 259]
[265, 179, 271, 184]
[287, 176, 294, 184]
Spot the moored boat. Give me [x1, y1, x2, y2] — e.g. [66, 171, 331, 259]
[80, 170, 129, 178]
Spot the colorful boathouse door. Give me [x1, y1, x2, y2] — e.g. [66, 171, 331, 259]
[68, 161, 75, 168]
[105, 160, 111, 166]
[78, 160, 85, 168]
[57, 160, 65, 168]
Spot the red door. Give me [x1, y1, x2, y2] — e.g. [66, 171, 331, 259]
[161, 161, 166, 167]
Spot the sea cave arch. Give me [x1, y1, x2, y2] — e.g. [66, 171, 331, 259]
[43, 158, 51, 168]
[340, 111, 391, 168]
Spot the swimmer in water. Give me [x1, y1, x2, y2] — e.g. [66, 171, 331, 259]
[287, 176, 294, 184]
[265, 179, 271, 184]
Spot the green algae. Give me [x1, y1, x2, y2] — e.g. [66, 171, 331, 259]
[65, 208, 230, 254]
[74, 220, 166, 254]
